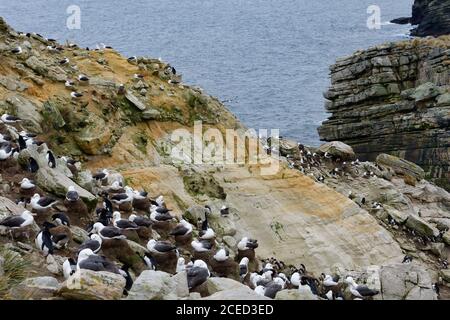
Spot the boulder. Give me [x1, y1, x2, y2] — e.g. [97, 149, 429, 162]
[75, 171, 94, 193]
[6, 94, 43, 132]
[405, 214, 439, 237]
[317, 141, 355, 160]
[42, 100, 66, 128]
[25, 56, 48, 76]
[58, 269, 125, 300]
[71, 226, 90, 244]
[9, 276, 59, 299]
[126, 270, 189, 300]
[379, 263, 436, 300]
[205, 277, 247, 295]
[411, 82, 440, 102]
[443, 231, 450, 246]
[376, 154, 425, 180]
[142, 109, 161, 120]
[204, 286, 270, 300]
[74, 116, 112, 155]
[185, 205, 208, 223]
[440, 269, 450, 283]
[125, 91, 147, 111]
[275, 289, 319, 300]
[0, 196, 23, 220]
[384, 205, 409, 224]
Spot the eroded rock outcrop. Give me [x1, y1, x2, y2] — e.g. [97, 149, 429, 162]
[411, 0, 450, 37]
[318, 37, 450, 191]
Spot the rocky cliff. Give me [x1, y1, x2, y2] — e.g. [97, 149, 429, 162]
[0, 17, 449, 300]
[318, 36, 450, 191]
[411, 0, 450, 37]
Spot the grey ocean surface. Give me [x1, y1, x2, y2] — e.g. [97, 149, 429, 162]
[0, 0, 413, 146]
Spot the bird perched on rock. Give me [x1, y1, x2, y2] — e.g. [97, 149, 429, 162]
[132, 190, 150, 211]
[107, 181, 125, 194]
[1, 114, 21, 123]
[28, 157, 39, 173]
[239, 257, 250, 283]
[61, 156, 78, 176]
[128, 213, 153, 241]
[220, 205, 230, 217]
[46, 150, 56, 168]
[111, 186, 134, 212]
[345, 276, 379, 299]
[62, 258, 77, 279]
[187, 260, 210, 290]
[93, 169, 109, 186]
[210, 248, 238, 279]
[0, 210, 35, 239]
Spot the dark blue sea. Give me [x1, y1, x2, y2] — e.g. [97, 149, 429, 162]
[0, 0, 413, 145]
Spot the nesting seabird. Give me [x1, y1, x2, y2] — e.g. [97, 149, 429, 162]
[147, 239, 177, 254]
[132, 190, 150, 210]
[92, 222, 126, 240]
[65, 80, 75, 89]
[77, 234, 102, 254]
[0, 144, 13, 161]
[64, 186, 88, 218]
[1, 114, 21, 123]
[93, 169, 109, 184]
[59, 57, 69, 65]
[77, 249, 120, 274]
[345, 276, 379, 299]
[111, 186, 134, 211]
[19, 178, 36, 196]
[77, 74, 89, 82]
[113, 211, 139, 230]
[198, 216, 215, 241]
[176, 257, 187, 273]
[127, 56, 137, 63]
[402, 255, 413, 264]
[213, 248, 229, 262]
[237, 237, 259, 260]
[322, 274, 339, 287]
[129, 214, 152, 227]
[187, 260, 210, 290]
[170, 219, 193, 245]
[70, 91, 83, 99]
[11, 46, 22, 54]
[264, 278, 284, 298]
[108, 181, 125, 194]
[0, 210, 35, 230]
[191, 238, 213, 252]
[96, 208, 112, 226]
[31, 193, 57, 211]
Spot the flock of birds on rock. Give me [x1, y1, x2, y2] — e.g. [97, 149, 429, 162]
[0, 113, 386, 300]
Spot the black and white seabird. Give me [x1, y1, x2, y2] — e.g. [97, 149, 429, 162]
[52, 212, 71, 227]
[187, 260, 210, 290]
[65, 80, 75, 89]
[237, 237, 259, 260]
[402, 255, 413, 264]
[322, 274, 339, 287]
[46, 150, 56, 168]
[0, 144, 13, 161]
[93, 169, 109, 184]
[1, 114, 21, 123]
[77, 74, 89, 82]
[113, 211, 139, 230]
[65, 185, 79, 202]
[146, 239, 177, 254]
[170, 219, 192, 242]
[92, 222, 126, 240]
[220, 205, 230, 216]
[11, 46, 22, 54]
[28, 157, 39, 173]
[31, 193, 57, 211]
[77, 249, 120, 274]
[70, 91, 83, 99]
[213, 248, 229, 262]
[191, 239, 213, 252]
[43, 221, 72, 249]
[35, 226, 54, 256]
[95, 208, 112, 226]
[59, 57, 70, 65]
[63, 258, 77, 279]
[77, 234, 102, 254]
[128, 214, 152, 227]
[239, 257, 250, 282]
[0, 210, 35, 229]
[345, 276, 379, 299]
[198, 216, 215, 240]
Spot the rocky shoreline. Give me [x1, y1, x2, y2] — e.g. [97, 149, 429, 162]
[318, 36, 450, 191]
[0, 17, 449, 300]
